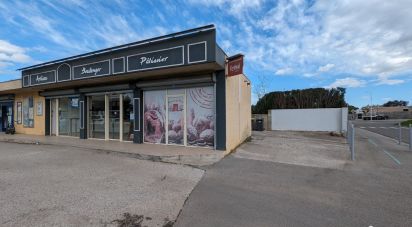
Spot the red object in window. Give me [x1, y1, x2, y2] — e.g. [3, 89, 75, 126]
[172, 103, 178, 112]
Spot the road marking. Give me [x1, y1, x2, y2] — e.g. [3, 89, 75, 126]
[368, 139, 378, 147]
[382, 149, 401, 165]
[367, 139, 401, 165]
[361, 126, 403, 129]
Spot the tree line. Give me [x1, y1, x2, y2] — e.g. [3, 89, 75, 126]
[382, 100, 408, 107]
[252, 87, 347, 114]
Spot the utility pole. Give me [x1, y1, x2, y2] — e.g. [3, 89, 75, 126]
[369, 92, 373, 120]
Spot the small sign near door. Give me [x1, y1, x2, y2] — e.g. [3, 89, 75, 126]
[37, 101, 43, 116]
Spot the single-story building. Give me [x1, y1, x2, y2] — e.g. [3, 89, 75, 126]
[0, 25, 251, 152]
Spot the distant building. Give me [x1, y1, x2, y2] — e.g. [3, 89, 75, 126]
[359, 105, 411, 119]
[376, 106, 411, 119]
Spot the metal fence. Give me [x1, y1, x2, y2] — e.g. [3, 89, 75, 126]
[410, 125, 412, 151]
[395, 122, 412, 151]
[348, 122, 412, 161]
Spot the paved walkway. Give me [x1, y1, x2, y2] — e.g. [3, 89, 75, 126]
[0, 133, 223, 166]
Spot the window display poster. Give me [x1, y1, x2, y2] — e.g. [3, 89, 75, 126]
[71, 98, 79, 108]
[37, 101, 43, 116]
[23, 97, 34, 128]
[143, 90, 166, 144]
[186, 87, 215, 147]
[167, 96, 184, 145]
[17, 102, 22, 124]
[29, 108, 34, 119]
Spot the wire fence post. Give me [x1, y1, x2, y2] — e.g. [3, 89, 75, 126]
[409, 124, 412, 151]
[351, 124, 355, 161]
[399, 122, 402, 145]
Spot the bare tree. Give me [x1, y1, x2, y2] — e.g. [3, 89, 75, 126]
[253, 75, 270, 100]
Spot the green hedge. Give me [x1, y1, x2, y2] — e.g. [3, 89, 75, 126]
[252, 87, 347, 114]
[401, 120, 412, 127]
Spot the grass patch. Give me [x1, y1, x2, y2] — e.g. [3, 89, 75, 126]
[401, 119, 412, 127]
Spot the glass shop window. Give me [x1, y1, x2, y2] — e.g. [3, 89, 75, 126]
[23, 96, 34, 128]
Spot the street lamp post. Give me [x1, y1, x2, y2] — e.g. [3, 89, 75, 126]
[369, 92, 373, 120]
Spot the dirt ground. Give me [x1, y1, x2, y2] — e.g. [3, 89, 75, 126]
[234, 130, 350, 169]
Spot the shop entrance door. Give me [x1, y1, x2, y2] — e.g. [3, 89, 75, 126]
[88, 95, 106, 139]
[0, 103, 13, 132]
[166, 95, 185, 145]
[109, 94, 120, 140]
[1, 106, 7, 131]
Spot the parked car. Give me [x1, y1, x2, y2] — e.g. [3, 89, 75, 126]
[363, 115, 389, 120]
[376, 115, 389, 120]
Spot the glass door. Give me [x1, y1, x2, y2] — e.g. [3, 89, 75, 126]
[50, 99, 57, 136]
[122, 93, 134, 141]
[88, 95, 105, 139]
[167, 95, 185, 145]
[1, 105, 6, 131]
[109, 94, 120, 140]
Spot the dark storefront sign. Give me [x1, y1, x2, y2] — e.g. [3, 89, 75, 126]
[227, 55, 244, 77]
[30, 71, 56, 86]
[73, 60, 111, 80]
[112, 57, 125, 74]
[188, 41, 207, 63]
[127, 46, 184, 72]
[57, 63, 71, 82]
[22, 75, 30, 87]
[21, 25, 220, 88]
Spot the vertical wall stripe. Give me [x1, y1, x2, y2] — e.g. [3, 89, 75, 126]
[215, 70, 226, 150]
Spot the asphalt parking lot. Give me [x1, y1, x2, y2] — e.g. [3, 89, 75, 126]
[176, 131, 412, 227]
[0, 142, 204, 226]
[353, 119, 410, 144]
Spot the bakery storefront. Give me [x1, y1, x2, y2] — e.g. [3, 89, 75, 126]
[15, 25, 251, 151]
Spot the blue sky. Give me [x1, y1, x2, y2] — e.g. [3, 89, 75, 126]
[0, 0, 411, 108]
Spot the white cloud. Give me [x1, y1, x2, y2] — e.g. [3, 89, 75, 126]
[192, 0, 264, 16]
[190, 0, 412, 85]
[275, 67, 293, 75]
[326, 77, 367, 88]
[0, 40, 31, 67]
[0, 40, 31, 79]
[0, 1, 85, 51]
[318, 63, 335, 72]
[376, 76, 404, 85]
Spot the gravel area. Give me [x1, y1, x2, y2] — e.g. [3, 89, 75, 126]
[0, 142, 204, 226]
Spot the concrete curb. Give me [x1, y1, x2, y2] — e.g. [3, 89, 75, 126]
[0, 137, 224, 167]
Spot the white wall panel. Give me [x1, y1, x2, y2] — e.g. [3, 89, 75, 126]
[270, 108, 348, 132]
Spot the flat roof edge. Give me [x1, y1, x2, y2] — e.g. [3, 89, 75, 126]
[19, 24, 216, 71]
